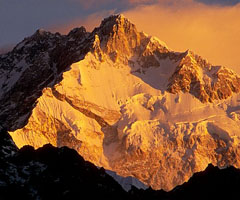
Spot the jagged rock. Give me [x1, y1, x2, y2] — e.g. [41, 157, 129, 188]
[1, 129, 240, 199]
[1, 14, 240, 191]
[167, 50, 240, 103]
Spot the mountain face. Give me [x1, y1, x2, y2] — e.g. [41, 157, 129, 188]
[167, 50, 240, 103]
[1, 129, 240, 200]
[1, 14, 240, 191]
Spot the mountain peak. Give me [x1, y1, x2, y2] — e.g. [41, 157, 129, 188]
[35, 28, 46, 35]
[2, 14, 240, 193]
[167, 48, 240, 102]
[68, 26, 87, 36]
[95, 14, 138, 41]
[91, 14, 142, 60]
[99, 14, 130, 29]
[92, 14, 170, 61]
[31, 28, 51, 39]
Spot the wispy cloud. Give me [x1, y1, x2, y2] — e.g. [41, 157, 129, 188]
[49, 10, 116, 33]
[196, 0, 240, 6]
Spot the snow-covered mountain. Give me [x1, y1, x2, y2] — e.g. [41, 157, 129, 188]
[1, 14, 240, 191]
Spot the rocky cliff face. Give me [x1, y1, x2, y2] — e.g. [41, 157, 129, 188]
[1, 14, 240, 191]
[167, 50, 240, 103]
[0, 26, 91, 130]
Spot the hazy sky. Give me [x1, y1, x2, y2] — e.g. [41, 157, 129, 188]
[0, 0, 240, 71]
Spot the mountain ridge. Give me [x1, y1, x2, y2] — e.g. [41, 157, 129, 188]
[1, 128, 240, 200]
[1, 14, 240, 191]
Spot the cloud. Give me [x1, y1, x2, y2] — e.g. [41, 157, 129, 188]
[49, 10, 116, 34]
[128, 0, 157, 4]
[197, 0, 240, 6]
[48, 0, 157, 33]
[123, 0, 240, 72]
[69, 0, 157, 10]
[70, 0, 119, 10]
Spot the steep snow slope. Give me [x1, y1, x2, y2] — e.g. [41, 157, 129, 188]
[2, 14, 240, 191]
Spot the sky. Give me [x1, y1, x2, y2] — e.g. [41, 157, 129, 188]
[0, 0, 240, 71]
